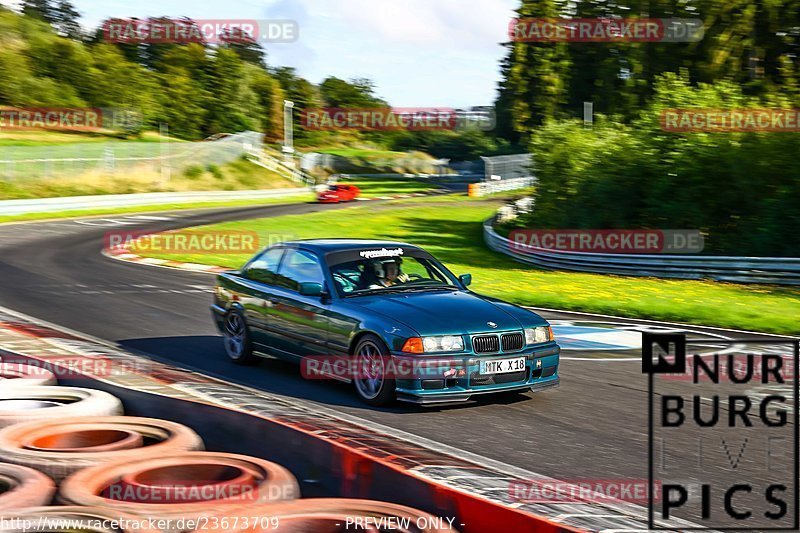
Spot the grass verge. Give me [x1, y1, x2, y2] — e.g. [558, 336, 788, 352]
[130, 198, 800, 335]
[0, 157, 298, 200]
[337, 176, 439, 197]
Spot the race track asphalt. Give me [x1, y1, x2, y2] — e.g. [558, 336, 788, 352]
[0, 201, 795, 525]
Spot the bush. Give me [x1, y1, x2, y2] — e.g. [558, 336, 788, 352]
[523, 73, 800, 256]
[206, 164, 224, 180]
[183, 165, 204, 179]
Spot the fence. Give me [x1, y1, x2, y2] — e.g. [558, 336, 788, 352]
[0, 131, 265, 181]
[257, 146, 317, 186]
[481, 153, 534, 181]
[472, 177, 536, 196]
[484, 217, 800, 285]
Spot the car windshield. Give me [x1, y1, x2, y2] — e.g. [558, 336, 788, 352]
[329, 254, 458, 297]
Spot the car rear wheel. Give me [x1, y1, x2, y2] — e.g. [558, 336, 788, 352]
[223, 311, 257, 365]
[352, 335, 396, 406]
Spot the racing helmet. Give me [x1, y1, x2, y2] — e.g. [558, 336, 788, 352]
[371, 257, 402, 279]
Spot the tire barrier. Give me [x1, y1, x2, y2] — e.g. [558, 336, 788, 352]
[0, 462, 56, 511]
[0, 386, 123, 429]
[2, 507, 161, 533]
[58, 452, 300, 530]
[201, 499, 459, 532]
[0, 318, 586, 533]
[0, 416, 204, 481]
[0, 363, 57, 388]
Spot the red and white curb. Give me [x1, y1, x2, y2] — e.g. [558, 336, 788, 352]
[103, 247, 230, 274]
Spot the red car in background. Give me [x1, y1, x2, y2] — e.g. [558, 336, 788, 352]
[317, 183, 361, 203]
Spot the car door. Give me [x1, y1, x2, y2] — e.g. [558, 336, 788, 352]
[266, 247, 330, 359]
[238, 247, 285, 348]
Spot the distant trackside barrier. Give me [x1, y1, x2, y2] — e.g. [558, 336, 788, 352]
[484, 216, 800, 285]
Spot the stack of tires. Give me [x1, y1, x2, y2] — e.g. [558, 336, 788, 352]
[0, 363, 457, 532]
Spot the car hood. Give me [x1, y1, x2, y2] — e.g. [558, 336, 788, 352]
[349, 290, 525, 336]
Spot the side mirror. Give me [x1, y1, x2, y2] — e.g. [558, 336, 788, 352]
[299, 282, 324, 297]
[459, 274, 472, 287]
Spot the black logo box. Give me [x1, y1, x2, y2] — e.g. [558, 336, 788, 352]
[644, 333, 800, 531]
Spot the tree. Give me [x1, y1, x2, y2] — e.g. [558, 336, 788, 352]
[220, 27, 266, 66]
[53, 0, 81, 39]
[21, 0, 56, 23]
[319, 76, 386, 107]
[495, 0, 571, 142]
[250, 68, 285, 140]
[203, 48, 254, 135]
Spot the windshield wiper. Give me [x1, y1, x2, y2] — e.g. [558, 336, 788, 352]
[344, 285, 455, 298]
[396, 285, 458, 292]
[343, 287, 406, 298]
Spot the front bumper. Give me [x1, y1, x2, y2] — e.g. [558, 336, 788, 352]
[391, 342, 560, 404]
[211, 304, 226, 331]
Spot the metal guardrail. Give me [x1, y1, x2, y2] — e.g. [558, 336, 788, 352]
[484, 217, 800, 285]
[0, 188, 310, 216]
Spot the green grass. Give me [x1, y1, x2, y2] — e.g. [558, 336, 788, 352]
[338, 177, 438, 197]
[0, 194, 314, 225]
[131, 198, 800, 335]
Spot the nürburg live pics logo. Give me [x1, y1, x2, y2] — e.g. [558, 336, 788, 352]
[643, 332, 799, 530]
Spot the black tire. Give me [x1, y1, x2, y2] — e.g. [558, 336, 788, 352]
[223, 310, 258, 365]
[352, 334, 396, 406]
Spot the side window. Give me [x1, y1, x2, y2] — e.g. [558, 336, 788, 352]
[244, 247, 284, 285]
[276, 249, 324, 291]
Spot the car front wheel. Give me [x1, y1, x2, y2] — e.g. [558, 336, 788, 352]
[223, 310, 257, 365]
[352, 334, 396, 406]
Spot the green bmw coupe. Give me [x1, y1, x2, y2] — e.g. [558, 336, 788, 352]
[211, 239, 560, 406]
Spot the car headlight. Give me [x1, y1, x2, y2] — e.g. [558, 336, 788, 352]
[525, 326, 553, 345]
[422, 335, 464, 353]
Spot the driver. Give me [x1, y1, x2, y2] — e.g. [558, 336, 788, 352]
[371, 258, 409, 288]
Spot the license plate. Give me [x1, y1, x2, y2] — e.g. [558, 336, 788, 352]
[480, 357, 526, 375]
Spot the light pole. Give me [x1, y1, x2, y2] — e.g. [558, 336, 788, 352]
[283, 100, 295, 164]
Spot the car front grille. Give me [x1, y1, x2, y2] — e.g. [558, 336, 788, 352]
[472, 332, 525, 354]
[501, 333, 524, 352]
[471, 369, 528, 386]
[472, 335, 500, 354]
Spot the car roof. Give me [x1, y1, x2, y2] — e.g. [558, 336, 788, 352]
[278, 239, 419, 253]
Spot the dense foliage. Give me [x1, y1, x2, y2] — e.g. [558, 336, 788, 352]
[498, 0, 800, 256]
[519, 74, 800, 256]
